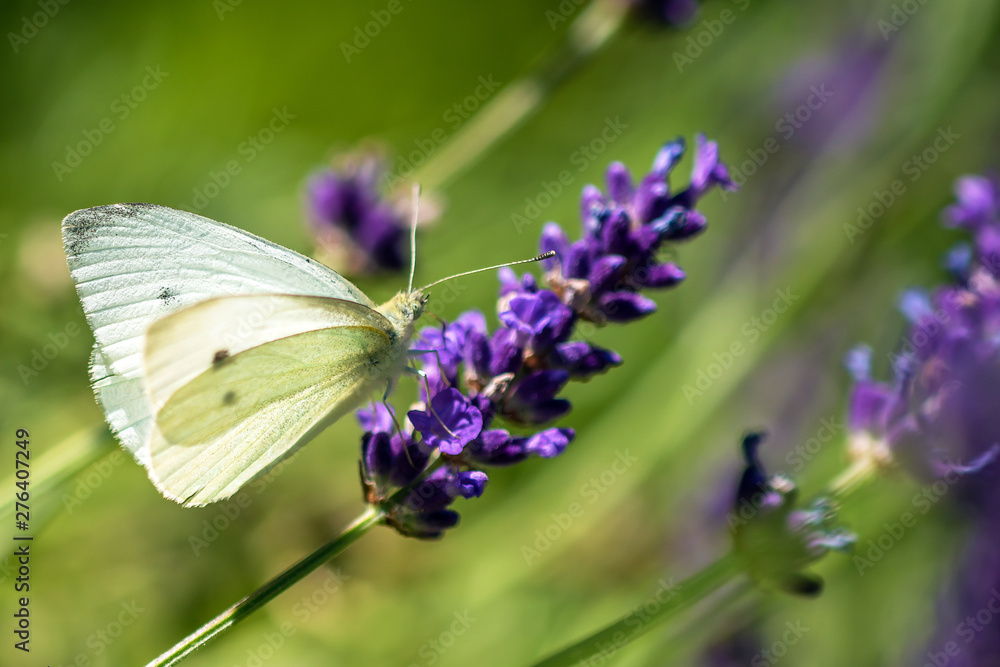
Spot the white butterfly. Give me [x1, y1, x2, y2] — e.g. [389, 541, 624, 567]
[63, 202, 549, 507]
[62, 202, 427, 506]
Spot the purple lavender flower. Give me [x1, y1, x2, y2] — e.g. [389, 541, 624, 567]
[540, 137, 735, 325]
[851, 174, 1000, 664]
[356, 137, 730, 540]
[844, 255, 1000, 487]
[730, 431, 854, 596]
[305, 150, 412, 274]
[632, 0, 699, 26]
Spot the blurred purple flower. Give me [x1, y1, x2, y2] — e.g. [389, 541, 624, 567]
[731, 431, 854, 596]
[305, 150, 410, 274]
[632, 0, 699, 26]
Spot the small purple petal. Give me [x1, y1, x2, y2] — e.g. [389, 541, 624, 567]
[524, 427, 574, 458]
[408, 388, 483, 455]
[606, 162, 634, 204]
[588, 255, 627, 295]
[598, 291, 658, 322]
[636, 261, 685, 288]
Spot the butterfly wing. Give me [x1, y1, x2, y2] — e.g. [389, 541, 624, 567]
[144, 296, 401, 506]
[63, 203, 375, 465]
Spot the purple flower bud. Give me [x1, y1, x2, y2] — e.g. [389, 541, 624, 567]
[564, 240, 593, 280]
[689, 133, 738, 200]
[488, 328, 523, 377]
[505, 370, 571, 424]
[598, 208, 632, 256]
[580, 185, 606, 233]
[540, 223, 570, 271]
[499, 289, 575, 351]
[524, 427, 574, 458]
[606, 162, 634, 204]
[449, 470, 488, 499]
[549, 341, 622, 379]
[598, 291, 658, 322]
[633, 175, 671, 224]
[651, 138, 686, 178]
[360, 430, 428, 492]
[587, 255, 627, 296]
[357, 402, 396, 434]
[305, 153, 410, 273]
[658, 209, 707, 242]
[635, 261, 686, 289]
[943, 174, 999, 231]
[465, 429, 526, 466]
[408, 388, 483, 455]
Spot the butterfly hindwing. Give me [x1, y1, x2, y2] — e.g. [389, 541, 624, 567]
[149, 324, 397, 506]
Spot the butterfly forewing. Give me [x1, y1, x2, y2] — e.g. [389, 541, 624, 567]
[62, 203, 376, 465]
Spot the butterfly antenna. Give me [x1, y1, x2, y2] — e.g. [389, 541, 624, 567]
[408, 183, 420, 294]
[417, 251, 555, 293]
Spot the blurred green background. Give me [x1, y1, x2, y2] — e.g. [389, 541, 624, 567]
[2, 0, 999, 664]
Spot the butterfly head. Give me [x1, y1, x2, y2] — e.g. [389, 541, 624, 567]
[378, 290, 428, 337]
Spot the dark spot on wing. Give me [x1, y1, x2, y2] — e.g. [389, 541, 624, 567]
[63, 202, 157, 256]
[213, 349, 230, 366]
[63, 207, 104, 255]
[222, 390, 236, 405]
[158, 286, 178, 305]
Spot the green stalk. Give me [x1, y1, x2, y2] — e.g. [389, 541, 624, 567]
[146, 506, 383, 667]
[531, 553, 742, 667]
[529, 446, 882, 667]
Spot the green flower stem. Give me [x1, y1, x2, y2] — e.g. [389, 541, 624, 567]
[146, 506, 384, 667]
[530, 552, 742, 667]
[411, 0, 627, 192]
[530, 443, 883, 667]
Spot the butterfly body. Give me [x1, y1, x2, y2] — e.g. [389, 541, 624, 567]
[63, 203, 425, 506]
